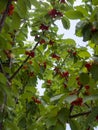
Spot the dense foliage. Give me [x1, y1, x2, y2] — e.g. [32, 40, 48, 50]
[0, 0, 98, 130]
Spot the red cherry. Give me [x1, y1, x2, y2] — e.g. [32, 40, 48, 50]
[43, 62, 47, 69]
[35, 99, 41, 104]
[29, 51, 35, 58]
[67, 49, 71, 53]
[49, 40, 54, 45]
[91, 27, 97, 33]
[54, 67, 60, 74]
[28, 72, 34, 77]
[61, 71, 69, 78]
[51, 53, 60, 60]
[47, 80, 52, 85]
[71, 98, 83, 106]
[60, 0, 66, 3]
[25, 51, 30, 55]
[25, 51, 35, 58]
[8, 4, 14, 16]
[40, 24, 49, 30]
[76, 76, 80, 81]
[48, 9, 63, 18]
[40, 39, 46, 44]
[85, 85, 90, 90]
[96, 115, 98, 121]
[32, 97, 41, 104]
[85, 63, 92, 71]
[86, 127, 90, 130]
[22, 65, 28, 70]
[73, 51, 77, 56]
[28, 60, 32, 64]
[48, 9, 57, 18]
[77, 81, 82, 86]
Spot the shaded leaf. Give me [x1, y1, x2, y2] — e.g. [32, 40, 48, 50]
[69, 120, 80, 130]
[90, 64, 98, 81]
[61, 17, 70, 29]
[65, 10, 84, 19]
[46, 116, 57, 128]
[84, 94, 98, 103]
[54, 122, 65, 130]
[86, 107, 98, 127]
[80, 73, 89, 85]
[58, 108, 70, 124]
[50, 94, 65, 102]
[65, 95, 77, 103]
[0, 73, 7, 85]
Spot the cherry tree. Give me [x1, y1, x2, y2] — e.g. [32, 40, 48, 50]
[0, 0, 98, 130]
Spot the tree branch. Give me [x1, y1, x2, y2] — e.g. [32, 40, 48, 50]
[0, 0, 12, 33]
[0, 60, 6, 75]
[69, 110, 91, 118]
[9, 42, 39, 81]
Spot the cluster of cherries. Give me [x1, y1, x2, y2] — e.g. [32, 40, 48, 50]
[25, 51, 35, 58]
[8, 4, 14, 16]
[32, 96, 41, 104]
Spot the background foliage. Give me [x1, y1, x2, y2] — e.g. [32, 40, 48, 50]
[0, 0, 98, 130]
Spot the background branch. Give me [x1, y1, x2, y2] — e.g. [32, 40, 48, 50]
[0, 0, 12, 33]
[9, 42, 39, 81]
[69, 110, 91, 118]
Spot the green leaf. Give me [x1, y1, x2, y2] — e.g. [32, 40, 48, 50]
[75, 5, 89, 17]
[0, 73, 7, 85]
[4, 121, 19, 130]
[0, 0, 7, 13]
[65, 10, 84, 19]
[65, 38, 76, 46]
[0, 90, 4, 104]
[78, 50, 91, 59]
[94, 46, 98, 55]
[90, 64, 98, 81]
[75, 21, 87, 37]
[50, 94, 65, 102]
[68, 0, 74, 5]
[61, 17, 70, 29]
[18, 117, 26, 128]
[30, 0, 40, 8]
[11, 12, 21, 30]
[84, 94, 98, 103]
[80, 73, 89, 85]
[54, 122, 65, 130]
[82, 23, 92, 41]
[69, 120, 80, 130]
[92, 0, 98, 5]
[0, 34, 11, 50]
[86, 107, 98, 127]
[17, 0, 27, 18]
[58, 108, 70, 124]
[46, 116, 57, 128]
[65, 95, 77, 103]
[92, 32, 98, 44]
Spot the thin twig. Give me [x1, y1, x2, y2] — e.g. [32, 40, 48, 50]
[0, 0, 12, 33]
[69, 110, 91, 118]
[9, 42, 39, 81]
